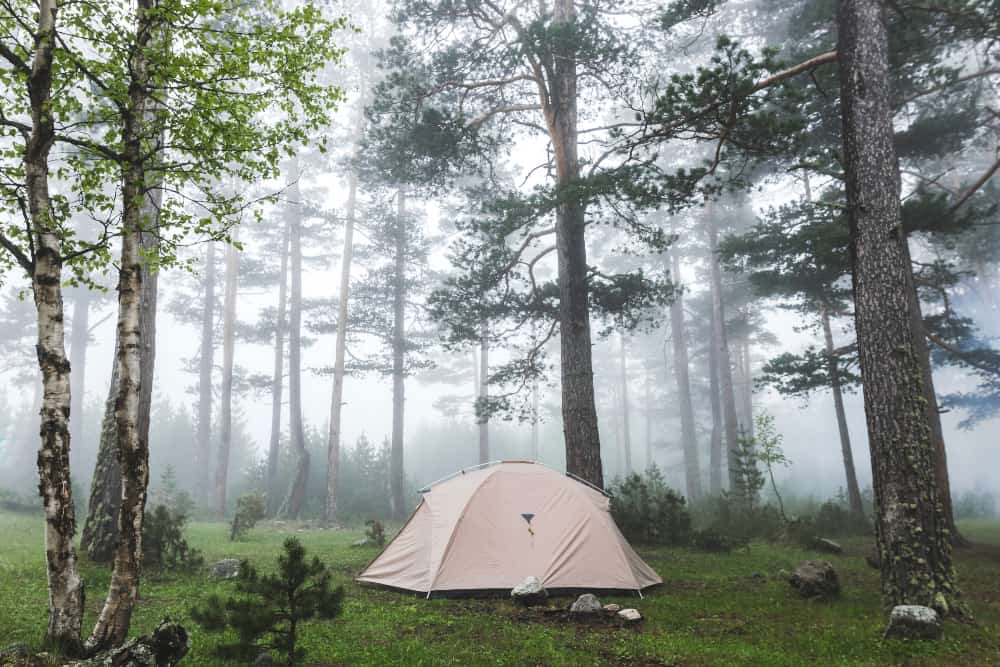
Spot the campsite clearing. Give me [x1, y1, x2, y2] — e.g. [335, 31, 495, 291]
[0, 512, 998, 666]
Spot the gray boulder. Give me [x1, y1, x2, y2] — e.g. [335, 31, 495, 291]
[66, 620, 188, 667]
[884, 605, 943, 640]
[511, 576, 548, 606]
[617, 608, 642, 623]
[811, 537, 844, 554]
[789, 560, 840, 599]
[209, 558, 242, 579]
[569, 593, 602, 615]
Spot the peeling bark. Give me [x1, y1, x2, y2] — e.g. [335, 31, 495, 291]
[26, 0, 86, 651]
[837, 0, 963, 614]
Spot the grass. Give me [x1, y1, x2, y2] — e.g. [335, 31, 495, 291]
[1, 513, 999, 666]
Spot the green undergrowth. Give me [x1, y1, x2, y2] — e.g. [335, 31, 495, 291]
[0, 513, 998, 666]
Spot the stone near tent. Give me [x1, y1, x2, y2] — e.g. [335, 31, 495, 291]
[617, 608, 642, 623]
[210, 558, 242, 579]
[603, 603, 621, 613]
[788, 560, 840, 599]
[810, 537, 844, 554]
[511, 576, 548, 606]
[570, 593, 603, 615]
[884, 605, 943, 640]
[65, 620, 188, 667]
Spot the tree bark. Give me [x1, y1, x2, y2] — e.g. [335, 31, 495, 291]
[389, 189, 407, 519]
[196, 242, 216, 505]
[820, 303, 865, 517]
[644, 371, 652, 470]
[618, 333, 633, 473]
[267, 220, 289, 516]
[324, 161, 356, 524]
[478, 320, 490, 464]
[669, 253, 703, 501]
[706, 215, 740, 490]
[214, 232, 239, 518]
[546, 0, 603, 488]
[26, 0, 86, 650]
[740, 338, 754, 440]
[282, 162, 308, 519]
[837, 0, 962, 614]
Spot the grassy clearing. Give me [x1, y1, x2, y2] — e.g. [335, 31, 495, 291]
[1, 512, 998, 666]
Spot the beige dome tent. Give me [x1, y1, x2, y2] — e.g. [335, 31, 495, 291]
[356, 461, 662, 596]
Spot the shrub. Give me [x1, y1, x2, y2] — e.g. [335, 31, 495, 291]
[230, 494, 267, 541]
[143, 505, 204, 571]
[690, 528, 746, 553]
[191, 537, 344, 665]
[609, 466, 692, 546]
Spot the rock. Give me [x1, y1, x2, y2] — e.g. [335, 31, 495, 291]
[810, 537, 844, 554]
[602, 603, 621, 613]
[865, 546, 881, 570]
[788, 560, 840, 599]
[209, 558, 242, 579]
[66, 620, 188, 667]
[884, 605, 943, 640]
[569, 593, 602, 615]
[352, 536, 375, 547]
[254, 654, 278, 667]
[617, 608, 642, 622]
[750, 571, 764, 579]
[511, 576, 548, 606]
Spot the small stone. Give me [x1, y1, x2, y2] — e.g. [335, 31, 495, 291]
[811, 537, 844, 554]
[569, 593, 602, 615]
[750, 571, 764, 579]
[617, 608, 642, 622]
[511, 576, 548, 606]
[789, 560, 840, 599]
[209, 558, 242, 579]
[884, 605, 942, 640]
[603, 603, 621, 612]
[352, 536, 375, 547]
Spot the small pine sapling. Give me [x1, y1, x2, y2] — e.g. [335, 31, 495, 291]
[143, 505, 205, 572]
[191, 538, 344, 665]
[230, 493, 267, 541]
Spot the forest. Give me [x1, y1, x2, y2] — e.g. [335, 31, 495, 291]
[0, 0, 999, 663]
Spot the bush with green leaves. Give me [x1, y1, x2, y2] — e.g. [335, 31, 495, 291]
[142, 505, 204, 571]
[230, 494, 267, 541]
[609, 466, 692, 546]
[190, 538, 344, 665]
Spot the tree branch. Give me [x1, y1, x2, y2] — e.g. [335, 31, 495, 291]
[466, 103, 542, 129]
[950, 154, 1000, 213]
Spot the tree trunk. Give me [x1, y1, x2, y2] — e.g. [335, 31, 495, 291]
[644, 371, 652, 470]
[740, 338, 754, 440]
[707, 311, 724, 496]
[669, 252, 703, 501]
[81, 362, 121, 563]
[266, 221, 289, 516]
[68, 290, 91, 451]
[282, 162, 308, 519]
[214, 233, 239, 518]
[389, 189, 407, 519]
[88, 6, 157, 643]
[478, 320, 490, 464]
[324, 162, 356, 524]
[196, 242, 216, 506]
[837, 0, 962, 614]
[618, 333, 633, 473]
[27, 0, 86, 650]
[706, 215, 740, 490]
[820, 304, 865, 517]
[546, 0, 602, 488]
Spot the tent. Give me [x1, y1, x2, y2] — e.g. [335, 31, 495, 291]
[356, 460, 662, 596]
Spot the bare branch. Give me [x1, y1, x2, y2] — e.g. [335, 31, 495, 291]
[950, 154, 1000, 213]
